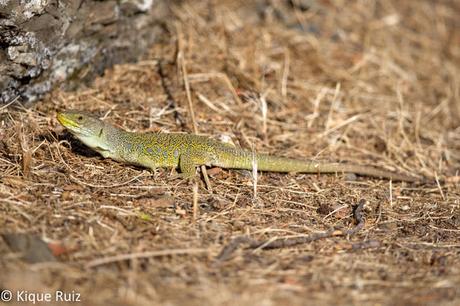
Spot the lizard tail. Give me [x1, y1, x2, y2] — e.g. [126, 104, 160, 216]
[253, 154, 419, 182]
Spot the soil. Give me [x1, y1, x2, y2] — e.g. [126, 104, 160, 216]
[1, 1, 459, 305]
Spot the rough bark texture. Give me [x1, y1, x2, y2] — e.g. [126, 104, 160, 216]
[0, 0, 170, 104]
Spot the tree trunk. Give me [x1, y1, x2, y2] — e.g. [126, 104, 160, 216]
[0, 0, 171, 104]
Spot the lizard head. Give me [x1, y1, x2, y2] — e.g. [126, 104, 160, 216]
[57, 110, 115, 154]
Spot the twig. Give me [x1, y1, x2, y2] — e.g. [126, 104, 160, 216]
[389, 179, 393, 207]
[176, 23, 212, 191]
[347, 199, 366, 235]
[260, 92, 268, 141]
[216, 199, 367, 261]
[192, 182, 199, 220]
[281, 48, 290, 100]
[317, 114, 361, 139]
[176, 25, 197, 132]
[157, 59, 186, 128]
[434, 172, 445, 200]
[351, 240, 381, 250]
[324, 82, 341, 132]
[252, 145, 258, 200]
[0, 95, 20, 112]
[86, 248, 207, 268]
[188, 72, 243, 107]
[69, 171, 149, 188]
[17, 122, 32, 177]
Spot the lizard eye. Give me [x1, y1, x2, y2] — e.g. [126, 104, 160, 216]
[77, 116, 83, 121]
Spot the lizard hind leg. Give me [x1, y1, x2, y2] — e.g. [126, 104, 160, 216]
[178, 152, 197, 179]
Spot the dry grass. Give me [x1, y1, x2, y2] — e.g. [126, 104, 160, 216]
[1, 0, 460, 305]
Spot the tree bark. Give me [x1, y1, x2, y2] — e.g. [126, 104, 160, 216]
[0, 0, 171, 104]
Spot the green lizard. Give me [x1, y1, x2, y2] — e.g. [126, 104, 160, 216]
[56, 110, 420, 182]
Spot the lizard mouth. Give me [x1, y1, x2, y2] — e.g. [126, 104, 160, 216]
[57, 112, 80, 130]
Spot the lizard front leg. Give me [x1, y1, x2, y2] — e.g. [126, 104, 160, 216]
[178, 151, 197, 179]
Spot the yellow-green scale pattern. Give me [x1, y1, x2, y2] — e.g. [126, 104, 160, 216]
[56, 111, 421, 182]
[113, 131, 418, 181]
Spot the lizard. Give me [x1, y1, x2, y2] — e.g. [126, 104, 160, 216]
[56, 110, 421, 182]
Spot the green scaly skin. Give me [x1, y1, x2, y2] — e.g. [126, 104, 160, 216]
[56, 111, 420, 182]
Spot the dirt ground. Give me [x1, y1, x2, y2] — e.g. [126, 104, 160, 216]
[1, 1, 460, 305]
